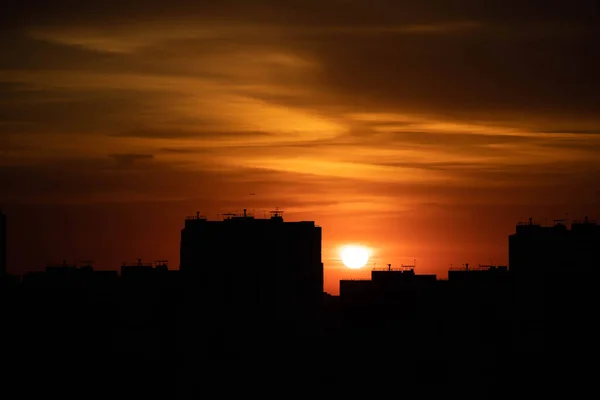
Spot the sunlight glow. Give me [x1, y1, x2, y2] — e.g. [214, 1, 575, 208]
[340, 245, 370, 269]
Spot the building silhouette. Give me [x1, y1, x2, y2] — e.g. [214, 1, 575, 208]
[4, 210, 587, 396]
[509, 216, 600, 278]
[1, 209, 6, 278]
[180, 208, 323, 325]
[120, 258, 177, 285]
[447, 263, 509, 282]
[22, 260, 119, 288]
[508, 216, 599, 361]
[339, 263, 438, 326]
[340, 263, 436, 301]
[444, 263, 513, 333]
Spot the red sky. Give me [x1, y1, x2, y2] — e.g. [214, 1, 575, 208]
[2, 1, 600, 294]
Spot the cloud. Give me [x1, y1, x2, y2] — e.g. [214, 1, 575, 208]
[0, 155, 391, 209]
[1, 0, 600, 207]
[536, 129, 600, 135]
[400, 21, 481, 34]
[113, 128, 271, 140]
[4, 2, 599, 131]
[4, 1, 598, 28]
[109, 153, 154, 168]
[159, 147, 209, 154]
[300, 26, 600, 123]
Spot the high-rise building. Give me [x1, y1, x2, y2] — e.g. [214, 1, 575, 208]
[0, 209, 6, 278]
[509, 219, 599, 342]
[180, 209, 323, 322]
[508, 217, 600, 278]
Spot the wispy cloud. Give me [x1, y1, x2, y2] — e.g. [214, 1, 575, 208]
[109, 153, 154, 168]
[113, 128, 272, 140]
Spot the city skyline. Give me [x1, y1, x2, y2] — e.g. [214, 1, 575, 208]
[2, 1, 600, 295]
[2, 2, 598, 396]
[5, 203, 566, 397]
[1, 206, 597, 295]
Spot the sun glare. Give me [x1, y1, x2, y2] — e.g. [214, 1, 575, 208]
[340, 245, 370, 269]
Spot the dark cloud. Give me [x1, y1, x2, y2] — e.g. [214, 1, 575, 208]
[0, 156, 349, 205]
[109, 153, 154, 168]
[114, 129, 271, 139]
[0, 133, 28, 151]
[384, 131, 535, 146]
[159, 147, 215, 154]
[0, 32, 119, 70]
[2, 1, 598, 128]
[0, 157, 200, 203]
[298, 25, 600, 122]
[377, 159, 600, 185]
[0, 85, 175, 136]
[536, 129, 600, 135]
[4, 1, 599, 28]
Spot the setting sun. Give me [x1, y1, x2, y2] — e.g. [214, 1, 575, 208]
[340, 245, 370, 269]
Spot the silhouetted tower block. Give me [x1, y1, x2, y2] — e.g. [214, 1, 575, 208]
[371, 266, 436, 305]
[339, 265, 436, 306]
[121, 258, 154, 280]
[446, 264, 511, 313]
[570, 216, 600, 272]
[448, 264, 509, 284]
[508, 216, 599, 325]
[0, 209, 6, 278]
[120, 259, 174, 287]
[179, 209, 323, 322]
[20, 261, 120, 291]
[509, 218, 564, 280]
[509, 217, 600, 279]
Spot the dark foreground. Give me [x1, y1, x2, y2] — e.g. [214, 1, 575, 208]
[2, 283, 593, 399]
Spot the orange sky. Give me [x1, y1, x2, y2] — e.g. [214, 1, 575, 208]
[2, 1, 600, 294]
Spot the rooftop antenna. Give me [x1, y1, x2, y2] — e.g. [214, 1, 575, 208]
[269, 207, 284, 219]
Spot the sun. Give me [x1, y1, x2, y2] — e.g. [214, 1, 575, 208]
[340, 245, 370, 269]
